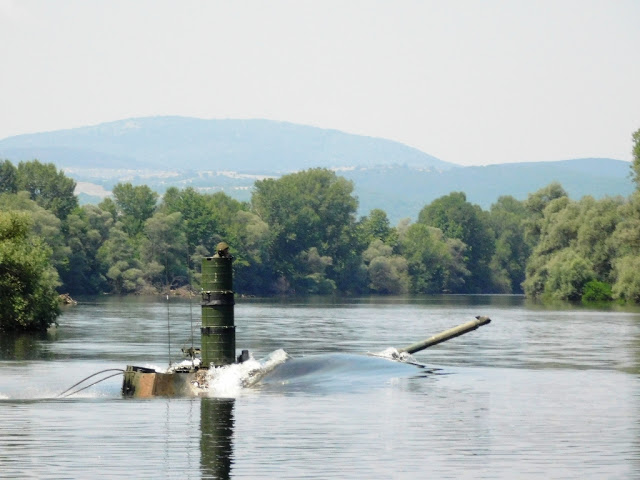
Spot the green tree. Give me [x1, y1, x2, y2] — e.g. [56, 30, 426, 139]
[523, 197, 582, 298]
[610, 191, 640, 302]
[140, 211, 187, 290]
[16, 160, 78, 219]
[523, 182, 568, 247]
[582, 280, 613, 302]
[418, 192, 495, 293]
[542, 249, 595, 301]
[0, 191, 71, 279]
[612, 255, 640, 303]
[399, 223, 469, 293]
[488, 196, 529, 293]
[161, 187, 250, 252]
[97, 224, 144, 293]
[162, 187, 216, 250]
[251, 168, 361, 293]
[204, 192, 248, 250]
[609, 192, 640, 258]
[521, 185, 572, 299]
[0, 160, 18, 193]
[534, 197, 576, 253]
[0, 211, 60, 332]
[98, 196, 118, 222]
[295, 247, 337, 294]
[630, 128, 640, 188]
[160, 187, 273, 294]
[359, 209, 397, 246]
[523, 194, 622, 300]
[112, 183, 158, 236]
[221, 210, 272, 294]
[61, 205, 113, 294]
[574, 196, 622, 281]
[362, 239, 409, 294]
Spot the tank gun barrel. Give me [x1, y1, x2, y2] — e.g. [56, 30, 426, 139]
[398, 315, 491, 355]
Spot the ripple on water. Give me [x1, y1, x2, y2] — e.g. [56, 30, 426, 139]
[1, 296, 639, 479]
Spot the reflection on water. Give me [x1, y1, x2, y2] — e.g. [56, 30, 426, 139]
[1, 295, 639, 479]
[0, 330, 56, 361]
[201, 398, 234, 480]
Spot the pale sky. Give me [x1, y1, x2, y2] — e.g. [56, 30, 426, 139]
[1, 0, 639, 166]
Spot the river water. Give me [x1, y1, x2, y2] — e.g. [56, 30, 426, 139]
[1, 295, 639, 479]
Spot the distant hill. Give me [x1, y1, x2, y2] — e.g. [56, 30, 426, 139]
[0, 117, 633, 224]
[0, 116, 452, 172]
[341, 159, 634, 223]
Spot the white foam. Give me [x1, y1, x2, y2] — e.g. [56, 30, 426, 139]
[144, 363, 167, 373]
[201, 349, 290, 397]
[254, 349, 290, 377]
[166, 358, 201, 373]
[370, 347, 417, 363]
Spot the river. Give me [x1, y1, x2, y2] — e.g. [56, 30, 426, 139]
[1, 295, 639, 479]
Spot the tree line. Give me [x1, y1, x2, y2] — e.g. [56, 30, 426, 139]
[2, 128, 640, 331]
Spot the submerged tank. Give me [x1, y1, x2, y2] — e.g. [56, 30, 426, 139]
[122, 244, 247, 397]
[121, 243, 491, 398]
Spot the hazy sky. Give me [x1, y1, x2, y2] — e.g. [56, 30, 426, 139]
[1, 0, 639, 166]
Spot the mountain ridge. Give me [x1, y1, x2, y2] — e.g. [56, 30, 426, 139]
[0, 116, 453, 172]
[0, 117, 633, 223]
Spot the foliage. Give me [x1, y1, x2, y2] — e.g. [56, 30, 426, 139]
[162, 187, 220, 250]
[160, 187, 271, 293]
[574, 196, 623, 280]
[3, 131, 640, 305]
[359, 209, 397, 246]
[612, 256, 640, 303]
[418, 192, 495, 293]
[488, 196, 529, 293]
[398, 223, 469, 293]
[225, 210, 272, 294]
[16, 160, 78, 219]
[609, 191, 640, 302]
[0, 159, 18, 193]
[252, 168, 362, 293]
[60, 205, 113, 294]
[0, 192, 71, 279]
[111, 183, 158, 236]
[609, 192, 640, 259]
[98, 196, 118, 221]
[139, 211, 187, 289]
[0, 211, 60, 332]
[367, 256, 409, 294]
[97, 224, 144, 293]
[522, 182, 568, 247]
[363, 239, 409, 294]
[542, 249, 595, 301]
[631, 128, 640, 189]
[523, 188, 624, 301]
[582, 280, 613, 303]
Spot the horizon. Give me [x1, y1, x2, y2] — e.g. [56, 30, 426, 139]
[0, 114, 631, 168]
[1, 110, 635, 168]
[1, 1, 639, 166]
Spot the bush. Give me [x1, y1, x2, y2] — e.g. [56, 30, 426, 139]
[543, 249, 595, 301]
[581, 280, 613, 303]
[0, 211, 60, 332]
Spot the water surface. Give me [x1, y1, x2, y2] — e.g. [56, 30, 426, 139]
[1, 295, 639, 479]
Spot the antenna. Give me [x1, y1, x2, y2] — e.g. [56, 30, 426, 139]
[166, 293, 171, 367]
[186, 244, 195, 366]
[165, 250, 172, 367]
